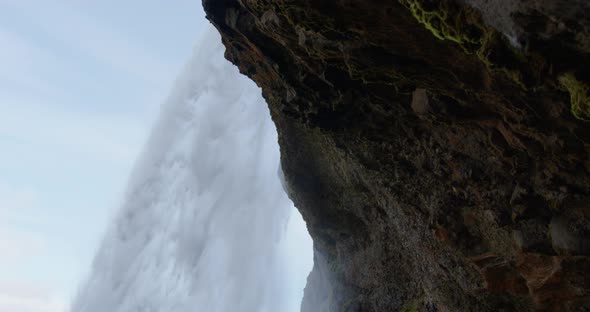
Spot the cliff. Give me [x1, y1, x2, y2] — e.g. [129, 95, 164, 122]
[202, 0, 590, 310]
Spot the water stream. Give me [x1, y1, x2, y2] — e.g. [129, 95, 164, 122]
[72, 26, 313, 312]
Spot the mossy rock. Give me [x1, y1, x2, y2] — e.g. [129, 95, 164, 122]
[559, 72, 590, 121]
[400, 297, 421, 312]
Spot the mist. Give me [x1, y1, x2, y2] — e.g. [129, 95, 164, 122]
[71, 25, 313, 312]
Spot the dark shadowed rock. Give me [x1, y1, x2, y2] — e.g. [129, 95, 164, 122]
[202, 0, 590, 310]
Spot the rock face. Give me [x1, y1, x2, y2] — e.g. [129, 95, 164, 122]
[203, 0, 590, 310]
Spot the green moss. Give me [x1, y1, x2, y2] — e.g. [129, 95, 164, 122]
[399, 0, 530, 91]
[559, 73, 590, 121]
[500, 67, 528, 90]
[344, 60, 408, 88]
[402, 0, 463, 44]
[277, 3, 339, 37]
[400, 298, 421, 312]
[399, 0, 481, 53]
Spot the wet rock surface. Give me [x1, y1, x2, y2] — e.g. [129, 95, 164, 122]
[203, 0, 590, 310]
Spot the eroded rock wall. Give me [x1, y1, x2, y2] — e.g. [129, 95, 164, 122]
[203, 0, 590, 310]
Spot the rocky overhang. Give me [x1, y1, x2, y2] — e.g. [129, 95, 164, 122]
[203, 1, 590, 310]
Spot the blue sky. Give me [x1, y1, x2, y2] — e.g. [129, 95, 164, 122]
[0, 1, 205, 311]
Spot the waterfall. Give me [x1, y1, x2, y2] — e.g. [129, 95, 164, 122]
[71, 25, 313, 312]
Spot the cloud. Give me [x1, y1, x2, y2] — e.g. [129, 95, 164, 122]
[0, 184, 70, 312]
[0, 182, 37, 214]
[0, 28, 62, 98]
[0, 188, 65, 312]
[0, 228, 44, 268]
[0, 182, 45, 267]
[0, 101, 143, 166]
[0, 26, 148, 168]
[0, 281, 67, 312]
[0, 1, 175, 88]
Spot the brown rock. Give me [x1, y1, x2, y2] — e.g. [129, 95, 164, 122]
[203, 0, 590, 310]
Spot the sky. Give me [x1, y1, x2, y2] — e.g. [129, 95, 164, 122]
[0, 1, 206, 311]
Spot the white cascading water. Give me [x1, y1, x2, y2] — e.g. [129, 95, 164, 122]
[71, 25, 313, 312]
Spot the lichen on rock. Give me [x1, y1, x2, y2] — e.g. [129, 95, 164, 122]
[559, 72, 590, 121]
